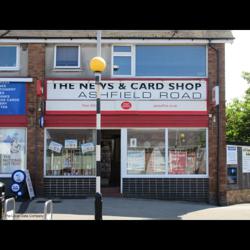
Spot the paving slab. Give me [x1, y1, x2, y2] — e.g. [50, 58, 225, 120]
[7, 197, 250, 220]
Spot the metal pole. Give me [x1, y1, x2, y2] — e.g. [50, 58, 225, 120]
[97, 30, 101, 57]
[95, 30, 103, 220]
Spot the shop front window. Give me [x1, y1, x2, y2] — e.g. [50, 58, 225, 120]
[168, 128, 207, 175]
[45, 129, 96, 176]
[0, 128, 26, 174]
[127, 129, 165, 175]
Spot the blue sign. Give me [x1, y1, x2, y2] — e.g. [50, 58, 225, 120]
[11, 183, 20, 193]
[0, 82, 26, 115]
[11, 170, 26, 183]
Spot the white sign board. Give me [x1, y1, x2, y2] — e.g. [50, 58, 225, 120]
[46, 80, 207, 113]
[127, 150, 145, 172]
[25, 170, 35, 199]
[46, 100, 207, 112]
[65, 139, 78, 149]
[81, 142, 95, 154]
[48, 141, 62, 153]
[227, 145, 238, 165]
[242, 146, 250, 173]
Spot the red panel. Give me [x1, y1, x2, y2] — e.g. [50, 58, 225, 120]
[0, 116, 28, 127]
[45, 114, 208, 127]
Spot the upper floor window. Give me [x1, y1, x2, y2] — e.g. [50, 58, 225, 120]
[112, 45, 134, 76]
[0, 45, 19, 70]
[54, 45, 80, 68]
[112, 45, 207, 77]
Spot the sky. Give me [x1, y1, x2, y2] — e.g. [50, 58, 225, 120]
[225, 30, 250, 103]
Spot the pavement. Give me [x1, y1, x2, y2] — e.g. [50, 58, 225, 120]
[4, 197, 250, 220]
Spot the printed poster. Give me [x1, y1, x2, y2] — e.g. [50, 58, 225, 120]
[169, 151, 187, 174]
[0, 129, 25, 172]
[242, 146, 250, 173]
[81, 142, 95, 154]
[227, 145, 238, 165]
[127, 150, 145, 173]
[48, 141, 62, 153]
[65, 139, 78, 149]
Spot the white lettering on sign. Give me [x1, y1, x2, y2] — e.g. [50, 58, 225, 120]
[46, 80, 207, 112]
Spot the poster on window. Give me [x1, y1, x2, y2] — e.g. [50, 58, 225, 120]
[169, 151, 187, 174]
[242, 146, 250, 173]
[81, 142, 95, 154]
[127, 150, 145, 173]
[227, 145, 238, 165]
[186, 152, 196, 174]
[65, 139, 78, 149]
[48, 141, 62, 153]
[0, 129, 26, 173]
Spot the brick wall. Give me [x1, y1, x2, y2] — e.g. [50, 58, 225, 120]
[27, 44, 45, 196]
[226, 189, 250, 205]
[208, 44, 227, 205]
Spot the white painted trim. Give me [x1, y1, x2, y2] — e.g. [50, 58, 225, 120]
[165, 128, 168, 175]
[0, 77, 33, 82]
[206, 128, 209, 177]
[123, 175, 209, 178]
[54, 45, 81, 69]
[0, 174, 12, 178]
[206, 45, 208, 78]
[112, 44, 134, 77]
[131, 45, 136, 77]
[0, 45, 20, 71]
[43, 128, 47, 177]
[44, 176, 96, 178]
[0, 39, 234, 44]
[120, 128, 127, 193]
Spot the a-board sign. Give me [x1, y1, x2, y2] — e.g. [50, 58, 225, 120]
[25, 170, 35, 199]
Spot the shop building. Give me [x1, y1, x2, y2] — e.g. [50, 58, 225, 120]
[0, 30, 234, 205]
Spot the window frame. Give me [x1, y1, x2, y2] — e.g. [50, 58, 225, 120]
[44, 127, 96, 178]
[0, 45, 20, 71]
[121, 128, 208, 178]
[54, 45, 81, 69]
[111, 44, 208, 78]
[0, 127, 27, 177]
[111, 45, 135, 77]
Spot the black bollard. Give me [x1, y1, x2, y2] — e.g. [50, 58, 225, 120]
[0, 182, 5, 220]
[95, 192, 103, 220]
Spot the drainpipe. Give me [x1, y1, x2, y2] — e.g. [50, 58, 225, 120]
[209, 42, 220, 206]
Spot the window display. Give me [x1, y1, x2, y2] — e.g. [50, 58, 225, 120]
[0, 128, 26, 174]
[45, 129, 96, 176]
[168, 129, 206, 175]
[127, 129, 165, 174]
[124, 128, 207, 176]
